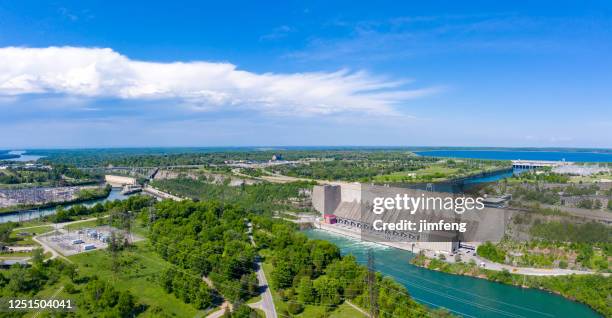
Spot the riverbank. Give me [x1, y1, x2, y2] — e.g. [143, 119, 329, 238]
[0, 185, 111, 216]
[315, 221, 599, 276]
[305, 228, 601, 318]
[410, 253, 610, 317]
[311, 223, 608, 315]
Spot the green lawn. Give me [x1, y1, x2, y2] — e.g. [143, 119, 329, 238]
[69, 242, 206, 317]
[247, 294, 262, 304]
[13, 218, 52, 228]
[63, 218, 104, 231]
[9, 225, 54, 246]
[262, 262, 366, 318]
[372, 165, 463, 183]
[0, 251, 32, 258]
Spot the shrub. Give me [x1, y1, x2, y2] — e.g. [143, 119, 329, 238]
[287, 302, 304, 315]
[477, 242, 506, 263]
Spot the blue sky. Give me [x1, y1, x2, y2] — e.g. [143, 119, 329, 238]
[0, 0, 611, 148]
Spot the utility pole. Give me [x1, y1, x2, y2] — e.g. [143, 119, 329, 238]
[148, 207, 156, 231]
[367, 249, 378, 318]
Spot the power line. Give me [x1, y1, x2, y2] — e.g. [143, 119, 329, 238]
[315, 266, 550, 318]
[367, 248, 378, 318]
[314, 248, 552, 317]
[351, 260, 553, 317]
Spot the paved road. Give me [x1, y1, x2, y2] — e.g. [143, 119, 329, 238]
[248, 222, 277, 318]
[470, 254, 605, 276]
[322, 222, 605, 277]
[15, 215, 108, 231]
[249, 263, 277, 318]
[32, 233, 72, 263]
[345, 300, 369, 317]
[430, 248, 604, 276]
[11, 216, 107, 263]
[206, 301, 231, 318]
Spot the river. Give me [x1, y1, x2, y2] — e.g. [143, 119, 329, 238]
[415, 150, 612, 162]
[3, 150, 45, 162]
[395, 168, 522, 193]
[0, 188, 131, 223]
[304, 229, 600, 318]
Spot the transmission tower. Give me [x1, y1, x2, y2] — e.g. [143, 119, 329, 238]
[148, 207, 156, 231]
[426, 182, 434, 192]
[367, 249, 379, 318]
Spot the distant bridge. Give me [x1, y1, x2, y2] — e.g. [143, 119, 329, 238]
[511, 160, 572, 169]
[142, 185, 183, 201]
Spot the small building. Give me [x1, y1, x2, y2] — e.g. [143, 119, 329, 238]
[0, 259, 29, 268]
[482, 197, 508, 208]
[323, 214, 337, 224]
[83, 244, 96, 251]
[71, 239, 84, 245]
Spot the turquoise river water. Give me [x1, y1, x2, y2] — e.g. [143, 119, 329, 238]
[304, 229, 600, 318]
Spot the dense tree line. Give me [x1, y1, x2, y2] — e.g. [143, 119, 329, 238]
[0, 164, 98, 186]
[510, 187, 560, 205]
[252, 217, 441, 317]
[151, 179, 314, 214]
[563, 184, 600, 196]
[159, 268, 213, 309]
[0, 250, 53, 297]
[576, 198, 603, 210]
[509, 171, 570, 183]
[52, 194, 154, 223]
[0, 222, 18, 245]
[529, 220, 611, 244]
[80, 277, 140, 317]
[0, 248, 141, 317]
[149, 200, 258, 306]
[273, 158, 431, 182]
[146, 199, 440, 317]
[34, 148, 418, 167]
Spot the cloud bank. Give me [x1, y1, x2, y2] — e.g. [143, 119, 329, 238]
[0, 47, 437, 116]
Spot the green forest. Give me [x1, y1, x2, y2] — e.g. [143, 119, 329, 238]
[147, 199, 447, 317]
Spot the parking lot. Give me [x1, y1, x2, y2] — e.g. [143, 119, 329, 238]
[38, 226, 142, 256]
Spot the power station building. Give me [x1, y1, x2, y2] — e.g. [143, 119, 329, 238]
[312, 183, 499, 253]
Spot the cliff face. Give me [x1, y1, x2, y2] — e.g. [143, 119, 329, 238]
[153, 169, 259, 187]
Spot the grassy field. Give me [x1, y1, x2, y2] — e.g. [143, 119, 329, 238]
[569, 173, 612, 183]
[0, 251, 32, 258]
[10, 218, 52, 228]
[372, 165, 460, 183]
[9, 225, 54, 245]
[63, 218, 104, 231]
[262, 262, 366, 318]
[69, 241, 207, 317]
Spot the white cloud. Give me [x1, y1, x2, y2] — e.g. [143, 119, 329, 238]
[260, 25, 295, 41]
[0, 46, 438, 116]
